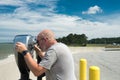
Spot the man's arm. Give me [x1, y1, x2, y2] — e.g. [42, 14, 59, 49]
[15, 42, 46, 76]
[24, 52, 46, 76]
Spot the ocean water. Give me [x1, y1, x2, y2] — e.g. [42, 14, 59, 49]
[0, 43, 14, 60]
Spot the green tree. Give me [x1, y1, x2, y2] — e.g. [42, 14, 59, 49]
[57, 33, 88, 46]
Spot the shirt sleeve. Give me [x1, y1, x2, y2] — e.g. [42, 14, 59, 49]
[39, 49, 57, 70]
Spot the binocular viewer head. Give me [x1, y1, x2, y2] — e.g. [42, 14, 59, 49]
[14, 34, 36, 52]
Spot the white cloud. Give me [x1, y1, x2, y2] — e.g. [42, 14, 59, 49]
[0, 0, 58, 13]
[0, 0, 24, 6]
[0, 12, 120, 41]
[82, 5, 103, 15]
[0, 0, 58, 6]
[0, 1, 120, 42]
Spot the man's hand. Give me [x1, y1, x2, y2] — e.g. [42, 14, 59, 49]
[15, 42, 27, 53]
[34, 44, 45, 57]
[34, 44, 43, 53]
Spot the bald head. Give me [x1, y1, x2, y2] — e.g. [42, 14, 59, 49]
[37, 29, 55, 41]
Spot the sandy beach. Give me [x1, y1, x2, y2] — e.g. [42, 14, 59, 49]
[0, 47, 120, 80]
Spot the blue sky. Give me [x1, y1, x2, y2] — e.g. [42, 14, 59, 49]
[0, 0, 120, 42]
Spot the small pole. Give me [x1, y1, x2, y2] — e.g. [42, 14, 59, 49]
[89, 66, 100, 80]
[80, 59, 87, 80]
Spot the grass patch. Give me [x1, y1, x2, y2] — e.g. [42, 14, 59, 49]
[68, 44, 106, 47]
[105, 44, 120, 48]
[86, 44, 106, 47]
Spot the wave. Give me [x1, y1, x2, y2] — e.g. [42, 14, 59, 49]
[0, 54, 15, 65]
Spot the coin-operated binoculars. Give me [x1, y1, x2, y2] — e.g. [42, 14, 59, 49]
[13, 35, 36, 80]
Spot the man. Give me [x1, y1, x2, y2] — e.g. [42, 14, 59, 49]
[15, 29, 76, 80]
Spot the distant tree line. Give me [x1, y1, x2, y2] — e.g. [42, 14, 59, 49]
[88, 37, 120, 44]
[57, 33, 120, 46]
[56, 33, 88, 46]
